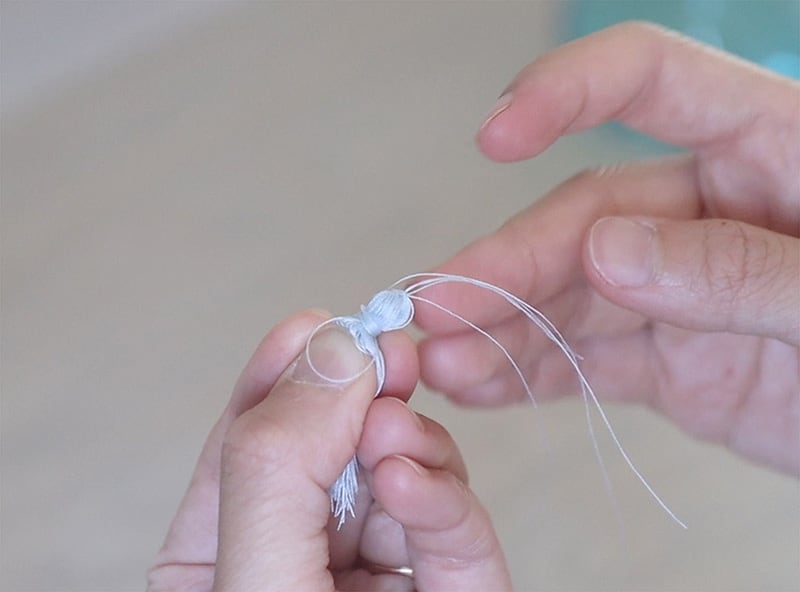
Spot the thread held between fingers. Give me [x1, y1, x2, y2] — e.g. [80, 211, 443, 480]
[292, 325, 372, 387]
[322, 289, 415, 527]
[319, 273, 685, 530]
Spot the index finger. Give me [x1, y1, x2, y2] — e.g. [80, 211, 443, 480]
[479, 21, 799, 162]
[414, 156, 701, 332]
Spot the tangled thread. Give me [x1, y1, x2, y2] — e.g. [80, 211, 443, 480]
[326, 289, 414, 527]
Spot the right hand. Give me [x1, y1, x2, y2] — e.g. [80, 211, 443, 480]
[415, 23, 799, 475]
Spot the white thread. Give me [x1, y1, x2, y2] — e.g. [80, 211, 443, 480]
[306, 289, 413, 528]
[313, 273, 686, 530]
[304, 320, 375, 385]
[407, 295, 538, 409]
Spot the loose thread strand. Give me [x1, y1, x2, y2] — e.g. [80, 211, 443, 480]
[399, 273, 687, 529]
[318, 272, 686, 529]
[409, 295, 539, 409]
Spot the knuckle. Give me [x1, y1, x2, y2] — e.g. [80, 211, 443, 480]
[221, 410, 295, 474]
[696, 220, 779, 310]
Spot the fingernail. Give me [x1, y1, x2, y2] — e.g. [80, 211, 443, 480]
[384, 397, 425, 432]
[479, 92, 512, 131]
[291, 326, 371, 387]
[390, 454, 427, 476]
[589, 217, 657, 287]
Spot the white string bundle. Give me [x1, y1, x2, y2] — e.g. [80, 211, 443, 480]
[306, 273, 686, 530]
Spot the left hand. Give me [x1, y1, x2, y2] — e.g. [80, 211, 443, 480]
[147, 310, 511, 591]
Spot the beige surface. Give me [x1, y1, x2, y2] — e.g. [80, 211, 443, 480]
[2, 3, 798, 591]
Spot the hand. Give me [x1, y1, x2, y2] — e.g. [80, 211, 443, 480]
[147, 311, 511, 591]
[416, 22, 799, 474]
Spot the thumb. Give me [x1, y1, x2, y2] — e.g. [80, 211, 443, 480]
[214, 324, 376, 591]
[586, 216, 800, 345]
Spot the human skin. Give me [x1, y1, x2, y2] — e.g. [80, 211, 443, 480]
[149, 21, 798, 591]
[147, 311, 511, 591]
[416, 22, 799, 475]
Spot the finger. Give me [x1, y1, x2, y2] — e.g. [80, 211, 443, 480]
[419, 308, 553, 406]
[478, 21, 799, 164]
[215, 320, 417, 590]
[149, 306, 419, 591]
[333, 569, 415, 592]
[214, 323, 374, 591]
[586, 216, 800, 345]
[232, 315, 417, 415]
[414, 159, 699, 407]
[372, 456, 512, 591]
[326, 393, 428, 571]
[358, 397, 468, 481]
[148, 311, 326, 590]
[414, 156, 701, 334]
[356, 398, 469, 571]
[377, 331, 422, 401]
[420, 288, 644, 405]
[447, 330, 654, 408]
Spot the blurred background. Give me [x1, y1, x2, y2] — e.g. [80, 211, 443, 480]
[2, 2, 798, 590]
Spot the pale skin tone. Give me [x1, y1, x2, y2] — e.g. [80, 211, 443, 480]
[149, 22, 799, 591]
[148, 313, 511, 591]
[419, 22, 799, 475]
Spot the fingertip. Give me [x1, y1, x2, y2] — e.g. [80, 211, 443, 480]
[586, 216, 658, 289]
[475, 93, 522, 162]
[476, 106, 531, 163]
[230, 308, 332, 415]
[373, 457, 512, 590]
[475, 78, 566, 163]
[371, 455, 436, 522]
[378, 330, 419, 398]
[583, 217, 800, 344]
[417, 337, 450, 392]
[359, 398, 424, 470]
[418, 336, 473, 395]
[373, 455, 474, 535]
[418, 333, 505, 401]
[413, 235, 536, 335]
